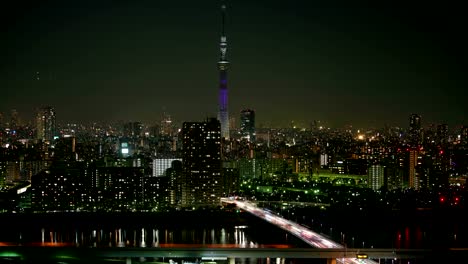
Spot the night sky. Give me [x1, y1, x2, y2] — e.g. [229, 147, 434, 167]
[1, 0, 467, 128]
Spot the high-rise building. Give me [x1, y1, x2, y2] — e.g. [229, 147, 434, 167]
[181, 118, 222, 206]
[31, 161, 86, 212]
[217, 3, 230, 139]
[36, 106, 56, 141]
[320, 154, 328, 168]
[408, 150, 420, 190]
[368, 164, 385, 191]
[93, 167, 144, 211]
[143, 176, 170, 210]
[240, 109, 256, 142]
[408, 113, 422, 146]
[166, 160, 183, 206]
[385, 164, 404, 190]
[222, 165, 239, 196]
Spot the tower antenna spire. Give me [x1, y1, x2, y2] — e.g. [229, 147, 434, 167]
[217, 0, 230, 139]
[221, 1, 226, 36]
[219, 0, 228, 62]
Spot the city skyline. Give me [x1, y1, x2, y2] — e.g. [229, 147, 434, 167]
[1, 0, 467, 128]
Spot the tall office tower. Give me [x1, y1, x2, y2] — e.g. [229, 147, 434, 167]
[182, 118, 222, 206]
[217, 3, 230, 139]
[409, 113, 422, 146]
[36, 106, 56, 141]
[240, 109, 256, 142]
[368, 164, 385, 191]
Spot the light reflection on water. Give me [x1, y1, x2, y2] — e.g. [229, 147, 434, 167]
[33, 226, 277, 248]
[3, 225, 312, 264]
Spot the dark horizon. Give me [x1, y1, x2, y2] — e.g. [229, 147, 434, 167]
[1, 0, 467, 128]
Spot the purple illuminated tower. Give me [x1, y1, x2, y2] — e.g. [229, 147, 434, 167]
[217, 2, 230, 139]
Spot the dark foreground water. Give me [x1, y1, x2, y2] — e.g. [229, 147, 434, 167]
[1, 211, 311, 247]
[286, 206, 468, 250]
[0, 211, 321, 264]
[1, 209, 467, 264]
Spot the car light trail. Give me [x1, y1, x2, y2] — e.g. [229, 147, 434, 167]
[221, 198, 377, 264]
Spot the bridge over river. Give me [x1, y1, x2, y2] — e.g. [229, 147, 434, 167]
[220, 198, 468, 264]
[221, 198, 379, 264]
[1, 202, 467, 264]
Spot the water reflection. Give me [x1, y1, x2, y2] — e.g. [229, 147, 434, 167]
[25, 225, 296, 248]
[392, 223, 465, 249]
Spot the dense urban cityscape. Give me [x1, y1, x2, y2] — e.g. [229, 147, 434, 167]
[0, 108, 467, 213]
[2, 1, 467, 263]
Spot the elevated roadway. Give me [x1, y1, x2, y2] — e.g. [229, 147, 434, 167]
[222, 198, 378, 264]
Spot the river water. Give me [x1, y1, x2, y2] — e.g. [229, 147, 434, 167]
[1, 209, 464, 263]
[284, 206, 468, 249]
[1, 211, 319, 263]
[1, 211, 309, 248]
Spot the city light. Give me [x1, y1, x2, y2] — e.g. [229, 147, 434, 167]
[0, 1, 466, 263]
